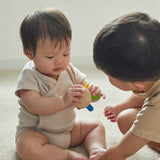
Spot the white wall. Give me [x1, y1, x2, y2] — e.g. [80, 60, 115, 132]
[1, 0, 160, 70]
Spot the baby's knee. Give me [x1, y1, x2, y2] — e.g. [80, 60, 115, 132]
[92, 119, 105, 131]
[16, 129, 49, 160]
[16, 137, 39, 160]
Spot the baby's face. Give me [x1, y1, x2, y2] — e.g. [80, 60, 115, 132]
[33, 39, 71, 80]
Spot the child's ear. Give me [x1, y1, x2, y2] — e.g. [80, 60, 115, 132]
[25, 49, 34, 60]
[133, 81, 145, 91]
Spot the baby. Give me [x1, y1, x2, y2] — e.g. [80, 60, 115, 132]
[15, 8, 106, 160]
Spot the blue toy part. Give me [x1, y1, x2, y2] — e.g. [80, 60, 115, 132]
[87, 104, 94, 112]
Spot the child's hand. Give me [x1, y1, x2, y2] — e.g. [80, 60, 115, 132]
[63, 85, 84, 107]
[88, 83, 106, 100]
[104, 105, 120, 122]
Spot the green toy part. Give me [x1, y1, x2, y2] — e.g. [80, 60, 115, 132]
[91, 94, 99, 100]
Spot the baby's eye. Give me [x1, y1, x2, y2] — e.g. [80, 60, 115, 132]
[63, 53, 69, 57]
[46, 56, 54, 59]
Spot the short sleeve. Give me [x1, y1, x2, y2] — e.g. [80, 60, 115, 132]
[130, 94, 160, 143]
[15, 68, 40, 97]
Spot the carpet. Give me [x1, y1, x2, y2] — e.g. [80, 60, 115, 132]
[0, 67, 159, 160]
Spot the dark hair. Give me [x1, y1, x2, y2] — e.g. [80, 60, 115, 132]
[93, 12, 160, 82]
[20, 8, 72, 56]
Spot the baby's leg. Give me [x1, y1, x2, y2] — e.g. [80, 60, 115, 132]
[70, 118, 106, 160]
[16, 129, 86, 160]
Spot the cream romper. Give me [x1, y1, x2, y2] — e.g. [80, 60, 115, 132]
[15, 61, 86, 148]
[131, 79, 160, 143]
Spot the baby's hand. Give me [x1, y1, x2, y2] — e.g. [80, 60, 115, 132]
[87, 83, 106, 100]
[104, 106, 120, 122]
[63, 85, 84, 107]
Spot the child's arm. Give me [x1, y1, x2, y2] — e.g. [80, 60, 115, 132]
[104, 94, 144, 122]
[19, 85, 84, 115]
[98, 131, 149, 160]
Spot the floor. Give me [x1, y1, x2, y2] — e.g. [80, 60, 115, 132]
[0, 67, 159, 160]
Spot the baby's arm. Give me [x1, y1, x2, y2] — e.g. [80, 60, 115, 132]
[104, 94, 145, 122]
[97, 131, 149, 160]
[19, 85, 84, 115]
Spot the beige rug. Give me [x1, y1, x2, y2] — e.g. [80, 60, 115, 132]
[0, 67, 159, 160]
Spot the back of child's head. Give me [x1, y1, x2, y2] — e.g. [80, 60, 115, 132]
[20, 8, 71, 56]
[93, 12, 160, 82]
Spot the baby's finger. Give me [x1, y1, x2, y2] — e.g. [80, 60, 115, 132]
[87, 83, 94, 90]
[102, 93, 106, 99]
[72, 84, 83, 88]
[92, 88, 101, 96]
[71, 87, 85, 94]
[72, 96, 82, 103]
[90, 87, 98, 94]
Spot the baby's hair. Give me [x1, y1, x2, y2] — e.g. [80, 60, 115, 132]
[20, 8, 71, 56]
[93, 12, 160, 81]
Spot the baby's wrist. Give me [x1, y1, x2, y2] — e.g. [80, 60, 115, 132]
[60, 96, 68, 109]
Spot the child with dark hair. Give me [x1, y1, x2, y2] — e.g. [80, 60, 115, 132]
[93, 12, 160, 160]
[15, 8, 106, 160]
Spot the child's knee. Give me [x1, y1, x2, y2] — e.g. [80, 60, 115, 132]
[117, 109, 138, 134]
[117, 113, 128, 134]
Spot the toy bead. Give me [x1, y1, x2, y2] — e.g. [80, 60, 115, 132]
[87, 104, 94, 111]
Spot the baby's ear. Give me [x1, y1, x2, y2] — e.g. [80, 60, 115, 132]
[25, 49, 34, 60]
[133, 81, 145, 91]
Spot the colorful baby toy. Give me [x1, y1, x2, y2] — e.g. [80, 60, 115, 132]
[74, 84, 100, 111]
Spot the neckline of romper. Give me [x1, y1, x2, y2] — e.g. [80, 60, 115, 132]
[133, 78, 160, 99]
[33, 66, 65, 90]
[33, 66, 56, 86]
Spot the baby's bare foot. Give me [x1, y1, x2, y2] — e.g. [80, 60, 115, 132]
[89, 148, 106, 160]
[67, 150, 86, 160]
